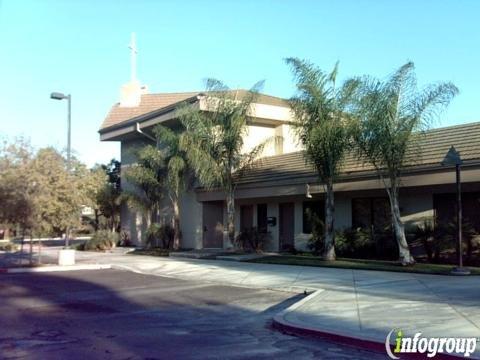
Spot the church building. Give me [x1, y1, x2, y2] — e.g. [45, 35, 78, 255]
[99, 35, 480, 251]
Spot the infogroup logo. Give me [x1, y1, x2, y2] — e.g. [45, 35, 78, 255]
[385, 329, 478, 359]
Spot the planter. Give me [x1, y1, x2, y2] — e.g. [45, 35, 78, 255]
[58, 249, 76, 266]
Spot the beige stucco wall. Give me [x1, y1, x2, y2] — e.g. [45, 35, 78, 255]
[275, 124, 301, 154]
[399, 193, 434, 230]
[228, 191, 437, 252]
[179, 190, 203, 249]
[242, 125, 277, 157]
[241, 123, 301, 158]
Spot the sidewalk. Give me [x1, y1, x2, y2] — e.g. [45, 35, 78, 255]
[9, 248, 480, 357]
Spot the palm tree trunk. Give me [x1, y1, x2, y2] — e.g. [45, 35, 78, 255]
[226, 190, 235, 247]
[387, 184, 415, 265]
[172, 196, 181, 250]
[323, 180, 336, 261]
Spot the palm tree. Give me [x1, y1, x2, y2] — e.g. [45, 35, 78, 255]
[123, 145, 165, 244]
[353, 62, 458, 265]
[153, 125, 189, 250]
[286, 58, 359, 260]
[178, 79, 273, 247]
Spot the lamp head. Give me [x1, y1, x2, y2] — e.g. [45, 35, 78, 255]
[50, 92, 67, 100]
[441, 146, 463, 166]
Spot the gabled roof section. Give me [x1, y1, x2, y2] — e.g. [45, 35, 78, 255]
[101, 92, 200, 130]
[237, 122, 480, 185]
[100, 90, 290, 132]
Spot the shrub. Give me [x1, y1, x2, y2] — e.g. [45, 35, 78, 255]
[145, 224, 174, 249]
[118, 229, 132, 247]
[83, 230, 119, 251]
[235, 227, 270, 253]
[335, 228, 372, 258]
[412, 218, 435, 262]
[372, 229, 398, 260]
[431, 220, 479, 263]
[0, 241, 18, 252]
[335, 227, 396, 260]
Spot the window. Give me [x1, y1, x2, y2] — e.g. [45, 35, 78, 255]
[434, 192, 480, 231]
[303, 200, 325, 234]
[352, 197, 390, 231]
[257, 204, 268, 233]
[240, 205, 253, 231]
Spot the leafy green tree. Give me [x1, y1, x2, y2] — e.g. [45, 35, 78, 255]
[286, 58, 359, 260]
[353, 62, 458, 265]
[31, 148, 86, 240]
[91, 159, 122, 232]
[0, 138, 36, 246]
[153, 126, 189, 250]
[179, 80, 273, 246]
[0, 139, 119, 252]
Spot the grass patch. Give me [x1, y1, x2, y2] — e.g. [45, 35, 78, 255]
[247, 255, 480, 275]
[129, 248, 170, 257]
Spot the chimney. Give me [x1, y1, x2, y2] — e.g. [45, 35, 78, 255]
[119, 33, 148, 108]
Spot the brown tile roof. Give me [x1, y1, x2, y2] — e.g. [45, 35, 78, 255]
[100, 92, 199, 130]
[238, 122, 480, 185]
[100, 90, 290, 131]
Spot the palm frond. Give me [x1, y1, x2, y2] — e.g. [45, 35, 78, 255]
[285, 57, 357, 182]
[353, 62, 458, 178]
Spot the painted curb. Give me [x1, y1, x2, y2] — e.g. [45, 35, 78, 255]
[0, 264, 111, 274]
[273, 290, 477, 360]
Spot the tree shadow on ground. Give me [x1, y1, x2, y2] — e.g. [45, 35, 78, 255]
[1, 269, 377, 360]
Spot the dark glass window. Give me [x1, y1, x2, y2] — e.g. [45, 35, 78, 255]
[434, 192, 480, 231]
[257, 203, 268, 233]
[352, 197, 390, 231]
[303, 200, 325, 234]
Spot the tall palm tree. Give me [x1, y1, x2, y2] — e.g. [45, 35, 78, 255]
[123, 145, 165, 239]
[178, 79, 273, 247]
[353, 62, 458, 265]
[286, 58, 359, 260]
[153, 125, 189, 250]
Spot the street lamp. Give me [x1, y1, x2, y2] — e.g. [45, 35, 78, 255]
[50, 92, 72, 248]
[441, 146, 470, 275]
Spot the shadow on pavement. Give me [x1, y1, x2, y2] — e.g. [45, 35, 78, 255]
[1, 269, 352, 360]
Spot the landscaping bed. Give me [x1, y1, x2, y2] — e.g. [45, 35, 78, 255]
[247, 254, 480, 275]
[129, 248, 170, 257]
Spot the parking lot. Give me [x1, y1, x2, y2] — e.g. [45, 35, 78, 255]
[0, 269, 385, 359]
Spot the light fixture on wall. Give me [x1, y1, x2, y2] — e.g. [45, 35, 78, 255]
[305, 184, 312, 199]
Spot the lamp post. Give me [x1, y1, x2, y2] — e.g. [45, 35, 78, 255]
[50, 92, 72, 248]
[441, 146, 470, 275]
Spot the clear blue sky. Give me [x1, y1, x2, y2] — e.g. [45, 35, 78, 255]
[1, 0, 479, 166]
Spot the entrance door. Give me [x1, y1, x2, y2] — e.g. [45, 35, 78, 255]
[279, 202, 295, 251]
[240, 205, 254, 232]
[203, 201, 224, 248]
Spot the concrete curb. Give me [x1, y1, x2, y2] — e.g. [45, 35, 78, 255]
[273, 290, 475, 360]
[0, 264, 111, 274]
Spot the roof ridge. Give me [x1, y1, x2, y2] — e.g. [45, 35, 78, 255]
[142, 91, 202, 96]
[143, 89, 288, 101]
[249, 121, 480, 164]
[423, 121, 480, 133]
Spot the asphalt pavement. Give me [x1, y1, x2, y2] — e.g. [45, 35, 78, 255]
[0, 269, 386, 360]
